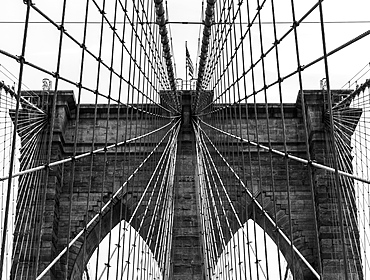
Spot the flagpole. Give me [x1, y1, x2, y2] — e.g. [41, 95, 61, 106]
[185, 41, 188, 90]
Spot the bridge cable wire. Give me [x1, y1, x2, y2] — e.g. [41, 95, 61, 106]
[327, 82, 370, 278]
[0, 121, 175, 183]
[35, 119, 180, 279]
[194, 121, 270, 279]
[195, 121, 321, 279]
[96, 123, 179, 278]
[1, 1, 180, 275]
[196, 22, 370, 115]
[0, 2, 180, 114]
[196, 0, 295, 278]
[2, 0, 370, 278]
[0, 2, 32, 278]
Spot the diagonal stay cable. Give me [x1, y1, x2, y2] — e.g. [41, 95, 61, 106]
[0, 49, 176, 117]
[196, 29, 370, 116]
[29, 2, 177, 113]
[97, 122, 179, 278]
[0, 118, 179, 182]
[195, 121, 268, 280]
[195, 121, 321, 280]
[120, 125, 179, 276]
[35, 118, 180, 280]
[199, 119, 370, 185]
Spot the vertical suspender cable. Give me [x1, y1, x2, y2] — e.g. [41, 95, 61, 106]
[0, 2, 31, 277]
[318, 2, 349, 279]
[195, 0, 216, 112]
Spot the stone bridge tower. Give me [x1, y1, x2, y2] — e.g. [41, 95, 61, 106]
[12, 89, 362, 280]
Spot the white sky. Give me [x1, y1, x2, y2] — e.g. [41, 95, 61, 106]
[0, 0, 369, 98]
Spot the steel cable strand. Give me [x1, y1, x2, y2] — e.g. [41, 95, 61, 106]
[195, 121, 270, 280]
[31, 0, 175, 113]
[13, 135, 43, 229]
[13, 169, 44, 277]
[124, 0, 173, 90]
[195, 121, 322, 279]
[197, 31, 370, 117]
[341, 140, 369, 278]
[254, 0, 288, 276]
[157, 129, 179, 272]
[197, 2, 235, 112]
[234, 5, 260, 278]
[67, 0, 105, 275]
[157, 155, 176, 276]
[318, 0, 351, 276]
[126, 6, 144, 277]
[200, 0, 234, 90]
[0, 65, 45, 101]
[268, 0, 301, 275]
[112, 2, 132, 278]
[198, 142, 230, 279]
[244, 2, 268, 277]
[145, 135, 177, 278]
[0, 1, 32, 277]
[198, 132, 236, 280]
[198, 116, 240, 280]
[198, 0, 270, 112]
[97, 127, 178, 278]
[146, 135, 177, 275]
[324, 127, 344, 274]
[332, 119, 370, 153]
[353, 87, 370, 277]
[0, 81, 46, 115]
[117, 0, 172, 92]
[18, 169, 45, 278]
[153, 0, 177, 92]
[118, 0, 179, 111]
[75, 0, 97, 275]
[35, 119, 179, 279]
[196, 0, 216, 95]
[11, 131, 45, 277]
[201, 0, 312, 109]
[12, 125, 46, 231]
[21, 132, 49, 279]
[341, 63, 370, 90]
[198, 0, 264, 109]
[195, 121, 223, 277]
[119, 123, 180, 278]
[332, 127, 366, 276]
[123, 15, 138, 278]
[133, 7, 167, 275]
[0, 42, 175, 119]
[140, 128, 177, 273]
[195, 120, 230, 276]
[16, 120, 47, 174]
[200, 118, 370, 186]
[326, 132, 362, 277]
[0, 120, 176, 182]
[199, 132, 251, 280]
[100, 0, 124, 277]
[223, 3, 241, 276]
[195, 135, 216, 279]
[144, 137, 176, 258]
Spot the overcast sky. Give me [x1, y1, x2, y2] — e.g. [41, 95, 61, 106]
[0, 0, 369, 101]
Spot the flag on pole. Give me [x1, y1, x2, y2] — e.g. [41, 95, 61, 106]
[186, 46, 194, 78]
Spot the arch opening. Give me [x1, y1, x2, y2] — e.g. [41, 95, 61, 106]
[83, 220, 162, 280]
[211, 220, 293, 280]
